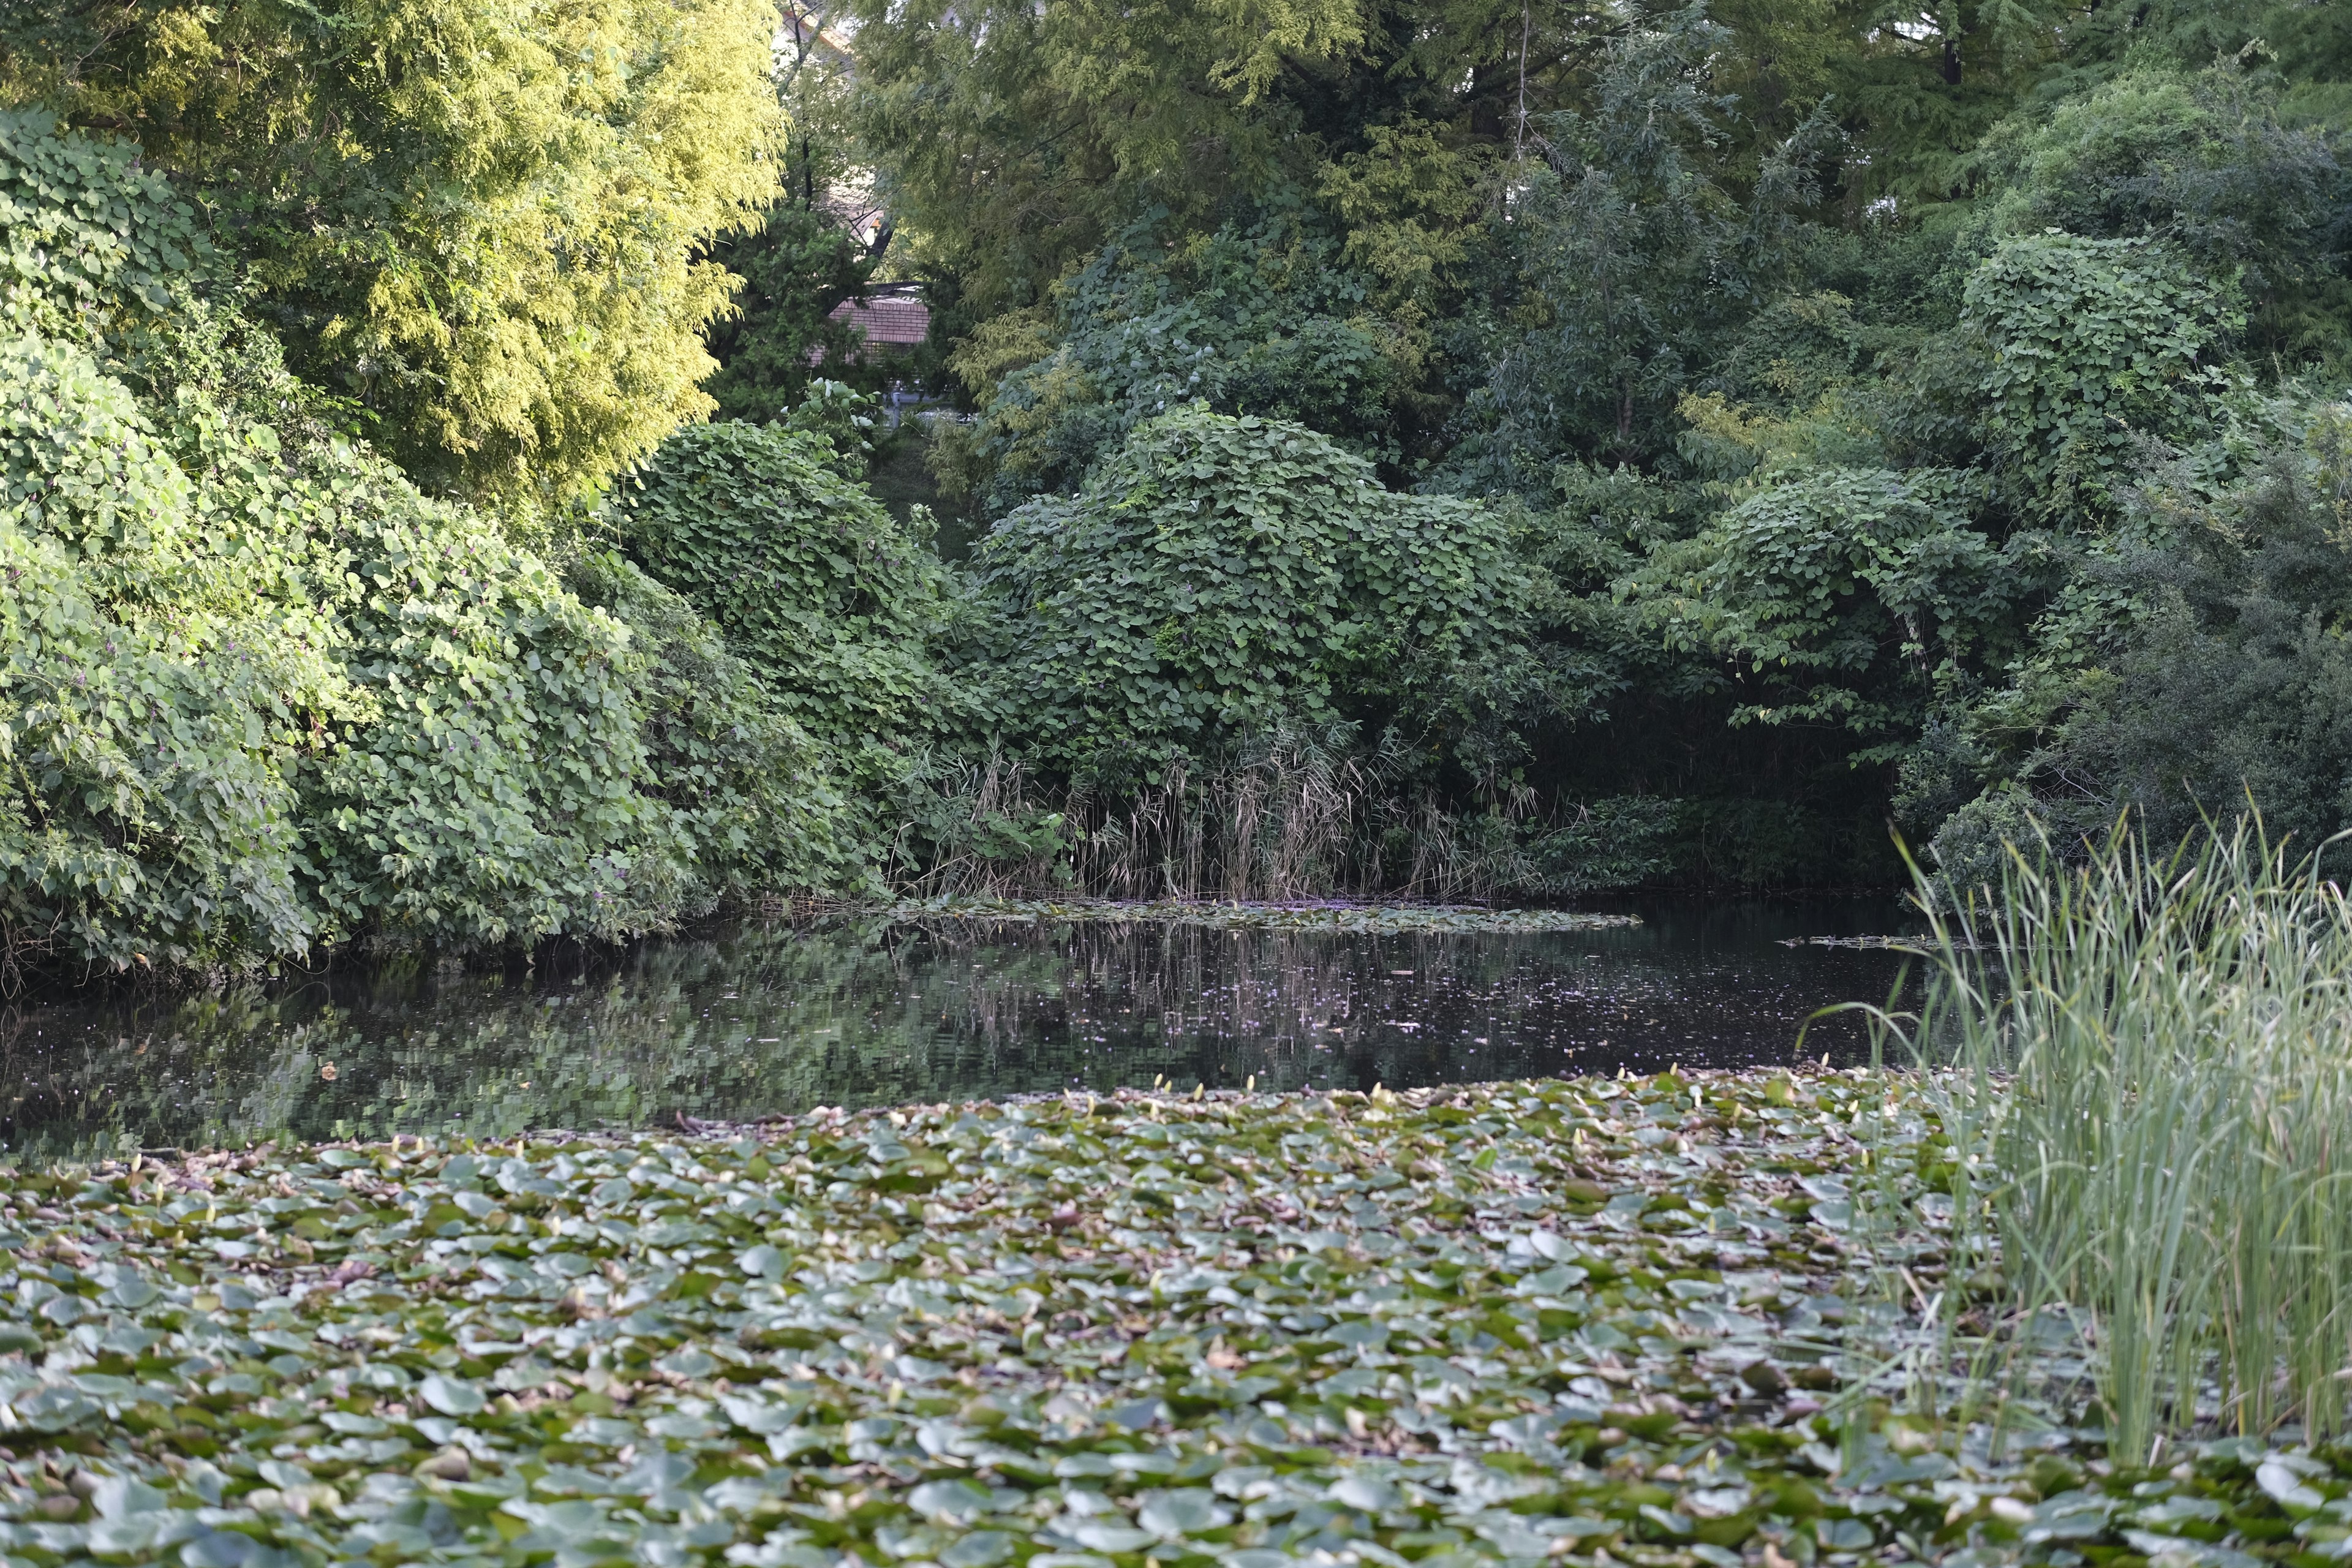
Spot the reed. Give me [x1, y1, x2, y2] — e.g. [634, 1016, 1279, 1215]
[1903, 824, 2352, 1462]
[896, 726, 1389, 901]
[891, 729, 1662, 902]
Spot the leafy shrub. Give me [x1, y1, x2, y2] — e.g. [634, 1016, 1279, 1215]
[0, 347, 312, 973]
[290, 466, 686, 949]
[965, 406, 1536, 780]
[1920, 399, 2352, 880]
[612, 419, 964, 851]
[1964, 233, 2241, 518]
[0, 113, 903, 975]
[779, 379, 888, 478]
[566, 551, 862, 895]
[1630, 466, 2031, 761]
[0, 107, 202, 339]
[1973, 66, 2352, 371]
[0, 320, 714, 968]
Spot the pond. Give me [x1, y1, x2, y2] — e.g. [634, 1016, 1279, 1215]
[0, 898, 1920, 1155]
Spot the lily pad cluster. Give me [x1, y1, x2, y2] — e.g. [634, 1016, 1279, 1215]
[870, 900, 1642, 935]
[0, 1074, 2338, 1568]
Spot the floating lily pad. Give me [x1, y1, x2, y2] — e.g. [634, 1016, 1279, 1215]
[0, 1073, 2328, 1568]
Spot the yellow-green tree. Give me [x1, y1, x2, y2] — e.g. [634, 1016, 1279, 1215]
[2, 0, 785, 515]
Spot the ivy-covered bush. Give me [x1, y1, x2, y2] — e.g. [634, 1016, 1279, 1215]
[1629, 466, 2034, 763]
[1964, 233, 2241, 518]
[0, 114, 845, 974]
[0, 107, 202, 339]
[964, 406, 1537, 778]
[612, 418, 965, 853]
[566, 551, 861, 894]
[0, 339, 309, 971]
[0, 321, 703, 967]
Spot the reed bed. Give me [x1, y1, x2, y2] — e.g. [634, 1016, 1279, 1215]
[1899, 826, 2352, 1463]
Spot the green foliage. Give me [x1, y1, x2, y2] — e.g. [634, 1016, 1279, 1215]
[612, 419, 962, 850]
[289, 469, 685, 951]
[0, 114, 842, 973]
[1920, 400, 2352, 873]
[1630, 467, 2029, 756]
[1971, 66, 2352, 372]
[2, 0, 786, 514]
[842, 0, 1369, 317]
[1963, 233, 2241, 518]
[778, 379, 887, 477]
[16, 0, 2352, 928]
[0, 331, 325, 972]
[0, 317, 722, 967]
[966, 407, 1538, 778]
[0, 108, 202, 340]
[566, 552, 859, 894]
[1448, 10, 1841, 488]
[938, 222, 1418, 516]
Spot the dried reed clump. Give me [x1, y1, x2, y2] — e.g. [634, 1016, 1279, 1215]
[894, 728, 1629, 903]
[900, 726, 1389, 902]
[1902, 823, 2352, 1463]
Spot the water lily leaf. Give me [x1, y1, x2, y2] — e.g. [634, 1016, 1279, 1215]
[909, 1480, 995, 1525]
[418, 1374, 486, 1415]
[940, 1531, 1015, 1567]
[1067, 1521, 1159, 1553]
[1326, 1477, 1399, 1514]
[2256, 1462, 2324, 1515]
[1138, 1490, 1233, 1536]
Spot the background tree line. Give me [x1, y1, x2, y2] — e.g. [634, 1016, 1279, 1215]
[1, 0, 2349, 978]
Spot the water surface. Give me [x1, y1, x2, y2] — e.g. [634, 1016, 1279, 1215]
[0, 899, 1918, 1154]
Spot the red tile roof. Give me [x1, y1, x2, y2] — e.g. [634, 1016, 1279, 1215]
[827, 293, 929, 349]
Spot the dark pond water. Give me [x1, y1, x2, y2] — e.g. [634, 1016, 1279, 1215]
[0, 899, 1921, 1155]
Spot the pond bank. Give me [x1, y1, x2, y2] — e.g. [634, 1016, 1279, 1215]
[0, 1073, 2331, 1568]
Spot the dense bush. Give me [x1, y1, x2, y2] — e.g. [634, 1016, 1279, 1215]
[1962, 233, 2241, 519]
[0, 323, 695, 969]
[612, 418, 965, 856]
[0, 114, 820, 974]
[1917, 402, 2352, 883]
[964, 406, 1542, 780]
[565, 552, 859, 893]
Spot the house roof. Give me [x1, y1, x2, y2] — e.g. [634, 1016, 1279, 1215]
[827, 290, 929, 350]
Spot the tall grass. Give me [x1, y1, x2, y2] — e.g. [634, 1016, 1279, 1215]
[892, 731, 1678, 903]
[1905, 825, 2352, 1462]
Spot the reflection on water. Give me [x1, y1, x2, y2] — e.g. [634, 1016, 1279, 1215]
[0, 899, 1918, 1155]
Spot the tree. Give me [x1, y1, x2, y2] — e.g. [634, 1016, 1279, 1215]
[702, 7, 899, 421]
[1450, 6, 1840, 488]
[2, 0, 785, 516]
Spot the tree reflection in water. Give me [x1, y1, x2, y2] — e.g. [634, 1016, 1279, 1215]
[0, 900, 1913, 1154]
